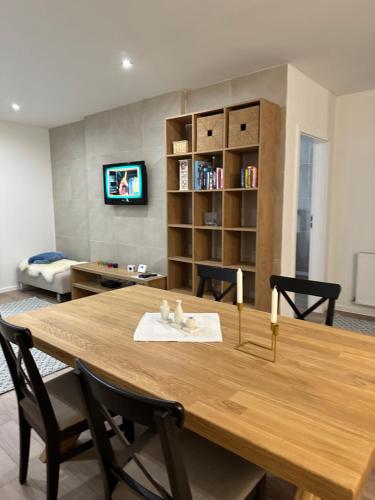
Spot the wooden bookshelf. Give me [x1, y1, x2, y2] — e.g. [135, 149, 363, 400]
[165, 99, 281, 311]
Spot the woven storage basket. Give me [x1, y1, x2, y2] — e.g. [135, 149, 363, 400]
[228, 106, 259, 147]
[196, 113, 224, 151]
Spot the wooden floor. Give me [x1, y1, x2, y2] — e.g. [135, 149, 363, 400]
[0, 288, 374, 499]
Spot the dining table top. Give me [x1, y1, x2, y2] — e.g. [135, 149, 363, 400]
[7, 285, 375, 500]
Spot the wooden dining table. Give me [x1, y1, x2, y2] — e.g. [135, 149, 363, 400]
[8, 285, 375, 500]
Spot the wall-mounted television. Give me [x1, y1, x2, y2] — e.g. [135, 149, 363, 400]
[103, 162, 148, 205]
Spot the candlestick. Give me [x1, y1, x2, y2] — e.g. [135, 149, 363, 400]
[237, 268, 243, 304]
[271, 286, 278, 324]
[236, 307, 280, 363]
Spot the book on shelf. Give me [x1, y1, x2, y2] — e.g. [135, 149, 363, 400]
[194, 160, 223, 190]
[240, 165, 258, 188]
[179, 159, 191, 191]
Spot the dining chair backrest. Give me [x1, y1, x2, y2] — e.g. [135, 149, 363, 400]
[196, 265, 237, 305]
[270, 275, 341, 326]
[0, 314, 59, 437]
[75, 358, 192, 500]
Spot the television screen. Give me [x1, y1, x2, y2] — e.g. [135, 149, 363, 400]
[103, 162, 147, 205]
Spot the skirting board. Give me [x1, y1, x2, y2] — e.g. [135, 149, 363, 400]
[0, 285, 19, 294]
[336, 303, 375, 318]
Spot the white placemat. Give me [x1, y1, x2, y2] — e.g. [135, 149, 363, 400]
[134, 312, 222, 342]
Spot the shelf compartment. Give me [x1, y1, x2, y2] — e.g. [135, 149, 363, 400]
[194, 228, 222, 264]
[224, 149, 259, 189]
[167, 156, 192, 191]
[166, 115, 193, 155]
[223, 230, 256, 269]
[72, 281, 109, 294]
[168, 227, 192, 261]
[167, 192, 192, 225]
[224, 190, 257, 228]
[194, 191, 223, 227]
[168, 260, 193, 292]
[193, 152, 223, 191]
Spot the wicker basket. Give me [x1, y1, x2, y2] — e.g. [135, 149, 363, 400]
[228, 106, 259, 147]
[196, 113, 224, 151]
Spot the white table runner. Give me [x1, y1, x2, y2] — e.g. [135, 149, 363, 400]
[134, 312, 222, 342]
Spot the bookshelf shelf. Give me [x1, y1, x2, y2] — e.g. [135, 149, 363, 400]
[225, 144, 259, 152]
[167, 153, 193, 158]
[168, 223, 192, 228]
[224, 187, 258, 192]
[168, 256, 193, 263]
[195, 259, 223, 267]
[225, 227, 257, 232]
[166, 98, 281, 310]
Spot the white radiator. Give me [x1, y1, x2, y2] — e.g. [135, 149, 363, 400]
[355, 253, 375, 307]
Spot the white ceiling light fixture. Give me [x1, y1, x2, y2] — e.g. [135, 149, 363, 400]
[11, 103, 20, 111]
[121, 58, 134, 69]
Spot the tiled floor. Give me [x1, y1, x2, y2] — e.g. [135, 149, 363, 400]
[0, 288, 373, 499]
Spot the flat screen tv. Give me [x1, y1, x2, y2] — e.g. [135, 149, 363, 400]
[103, 161, 147, 205]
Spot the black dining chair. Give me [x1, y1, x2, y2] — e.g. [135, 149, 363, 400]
[0, 314, 94, 500]
[270, 275, 341, 326]
[196, 265, 238, 305]
[75, 358, 266, 500]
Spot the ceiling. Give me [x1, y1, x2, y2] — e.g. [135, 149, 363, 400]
[1, 0, 375, 127]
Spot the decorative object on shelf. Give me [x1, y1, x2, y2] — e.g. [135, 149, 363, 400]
[179, 159, 190, 190]
[137, 264, 147, 273]
[100, 278, 122, 289]
[196, 113, 224, 151]
[173, 140, 189, 154]
[97, 261, 119, 268]
[127, 264, 136, 272]
[160, 299, 171, 323]
[204, 212, 218, 226]
[228, 105, 260, 147]
[235, 274, 279, 362]
[174, 299, 184, 327]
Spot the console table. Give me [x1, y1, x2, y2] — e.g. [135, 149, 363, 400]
[71, 262, 166, 300]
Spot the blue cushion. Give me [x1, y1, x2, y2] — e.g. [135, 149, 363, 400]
[28, 252, 65, 265]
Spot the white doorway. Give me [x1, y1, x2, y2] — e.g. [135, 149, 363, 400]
[295, 134, 329, 309]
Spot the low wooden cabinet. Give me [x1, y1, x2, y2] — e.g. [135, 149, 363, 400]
[71, 263, 167, 300]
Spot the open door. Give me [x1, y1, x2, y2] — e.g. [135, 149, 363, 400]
[295, 134, 329, 311]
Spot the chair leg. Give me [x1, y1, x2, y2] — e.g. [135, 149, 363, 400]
[46, 446, 60, 500]
[255, 475, 267, 500]
[19, 414, 31, 484]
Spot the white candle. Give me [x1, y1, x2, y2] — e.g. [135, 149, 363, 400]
[271, 286, 278, 324]
[237, 268, 243, 304]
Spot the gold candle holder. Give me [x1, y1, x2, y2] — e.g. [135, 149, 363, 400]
[236, 303, 279, 362]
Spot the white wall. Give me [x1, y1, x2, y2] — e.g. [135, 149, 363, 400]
[282, 66, 335, 275]
[0, 122, 56, 292]
[328, 90, 375, 316]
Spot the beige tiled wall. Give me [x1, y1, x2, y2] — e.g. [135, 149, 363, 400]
[50, 66, 287, 274]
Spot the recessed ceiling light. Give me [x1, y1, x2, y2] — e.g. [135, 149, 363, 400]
[121, 58, 134, 69]
[11, 103, 20, 111]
